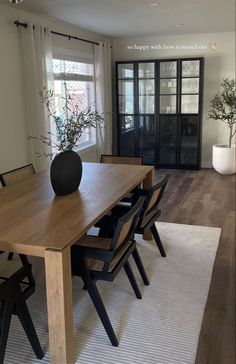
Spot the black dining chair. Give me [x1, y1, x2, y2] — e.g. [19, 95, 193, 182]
[0, 252, 35, 288]
[0, 164, 35, 188]
[100, 154, 143, 203]
[71, 197, 149, 347]
[0, 264, 44, 364]
[0, 164, 35, 262]
[100, 155, 143, 166]
[98, 175, 169, 257]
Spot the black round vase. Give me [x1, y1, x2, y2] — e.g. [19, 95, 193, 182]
[50, 150, 82, 196]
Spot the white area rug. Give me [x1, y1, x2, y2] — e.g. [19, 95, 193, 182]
[1, 222, 221, 364]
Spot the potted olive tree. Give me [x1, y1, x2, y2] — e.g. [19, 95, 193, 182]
[208, 79, 236, 174]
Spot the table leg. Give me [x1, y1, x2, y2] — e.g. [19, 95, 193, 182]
[45, 246, 74, 364]
[143, 168, 154, 240]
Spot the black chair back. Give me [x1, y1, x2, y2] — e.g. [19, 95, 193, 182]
[0, 265, 32, 301]
[0, 164, 35, 187]
[100, 154, 143, 165]
[102, 197, 144, 272]
[0, 164, 36, 264]
[0, 265, 44, 363]
[138, 175, 169, 229]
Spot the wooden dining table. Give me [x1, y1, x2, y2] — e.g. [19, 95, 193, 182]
[0, 162, 154, 364]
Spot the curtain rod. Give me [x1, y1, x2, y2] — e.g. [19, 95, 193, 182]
[14, 20, 100, 46]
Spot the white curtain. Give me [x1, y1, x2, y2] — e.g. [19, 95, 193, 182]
[95, 42, 112, 159]
[19, 23, 53, 171]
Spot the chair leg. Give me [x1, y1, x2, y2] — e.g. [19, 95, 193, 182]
[83, 279, 97, 290]
[15, 289, 44, 359]
[7, 253, 14, 261]
[150, 224, 166, 257]
[123, 261, 142, 299]
[132, 248, 149, 286]
[81, 268, 119, 347]
[19, 255, 35, 286]
[19, 254, 29, 265]
[0, 299, 14, 364]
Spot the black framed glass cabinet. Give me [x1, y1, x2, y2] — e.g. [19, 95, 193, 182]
[116, 58, 204, 169]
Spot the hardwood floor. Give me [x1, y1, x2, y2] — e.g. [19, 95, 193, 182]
[154, 168, 235, 364]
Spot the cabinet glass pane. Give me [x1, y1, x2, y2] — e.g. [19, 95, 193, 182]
[139, 79, 155, 95]
[118, 80, 134, 96]
[160, 61, 177, 78]
[118, 64, 134, 78]
[119, 96, 134, 114]
[180, 149, 198, 165]
[160, 79, 177, 94]
[138, 63, 155, 78]
[160, 147, 176, 164]
[119, 116, 135, 156]
[121, 115, 135, 132]
[139, 95, 155, 114]
[181, 116, 199, 148]
[160, 95, 176, 114]
[182, 60, 200, 77]
[181, 95, 199, 114]
[159, 116, 177, 165]
[182, 78, 199, 94]
[138, 115, 155, 164]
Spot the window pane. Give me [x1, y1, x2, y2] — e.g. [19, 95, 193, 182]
[119, 116, 136, 156]
[160, 79, 177, 94]
[119, 96, 134, 114]
[138, 115, 155, 164]
[139, 95, 155, 114]
[159, 115, 177, 165]
[138, 63, 155, 78]
[54, 80, 94, 115]
[139, 80, 155, 95]
[182, 78, 199, 94]
[53, 56, 95, 147]
[181, 95, 199, 114]
[53, 59, 93, 76]
[160, 61, 177, 78]
[180, 116, 199, 148]
[180, 149, 198, 165]
[121, 115, 135, 132]
[182, 61, 200, 77]
[118, 80, 134, 96]
[118, 64, 134, 78]
[160, 95, 176, 114]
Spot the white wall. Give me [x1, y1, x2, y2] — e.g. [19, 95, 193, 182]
[112, 32, 235, 167]
[0, 4, 106, 173]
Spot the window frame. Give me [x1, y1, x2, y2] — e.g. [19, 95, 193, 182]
[52, 47, 97, 152]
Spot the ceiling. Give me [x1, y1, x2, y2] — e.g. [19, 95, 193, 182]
[1, 0, 235, 37]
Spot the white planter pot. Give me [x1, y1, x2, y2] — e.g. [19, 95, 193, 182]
[212, 144, 236, 175]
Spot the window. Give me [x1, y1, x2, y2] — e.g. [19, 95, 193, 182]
[52, 52, 96, 148]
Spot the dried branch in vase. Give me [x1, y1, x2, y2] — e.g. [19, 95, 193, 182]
[29, 86, 104, 158]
